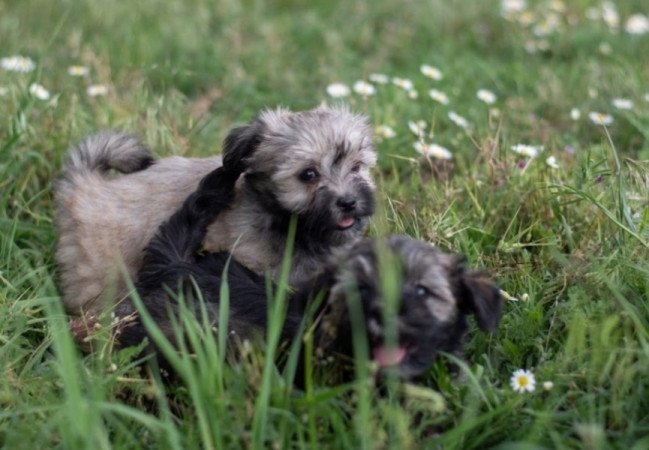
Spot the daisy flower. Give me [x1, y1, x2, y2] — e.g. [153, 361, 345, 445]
[87, 84, 109, 97]
[353, 80, 376, 97]
[511, 144, 542, 158]
[408, 120, 427, 137]
[601, 2, 619, 31]
[612, 98, 633, 110]
[374, 125, 396, 139]
[546, 155, 559, 169]
[420, 64, 442, 80]
[448, 111, 471, 129]
[1, 55, 35, 73]
[326, 83, 351, 98]
[414, 142, 453, 160]
[625, 14, 649, 35]
[570, 108, 581, 120]
[511, 369, 536, 393]
[369, 73, 389, 85]
[29, 83, 50, 101]
[68, 65, 90, 77]
[476, 89, 497, 105]
[428, 89, 449, 105]
[392, 77, 414, 91]
[588, 111, 614, 126]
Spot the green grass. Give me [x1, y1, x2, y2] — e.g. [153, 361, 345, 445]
[2, 0, 649, 448]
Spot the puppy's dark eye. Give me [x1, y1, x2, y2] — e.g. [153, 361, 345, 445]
[415, 285, 431, 298]
[351, 164, 361, 173]
[299, 168, 319, 183]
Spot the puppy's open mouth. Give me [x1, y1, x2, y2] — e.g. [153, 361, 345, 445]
[336, 217, 356, 230]
[372, 345, 408, 367]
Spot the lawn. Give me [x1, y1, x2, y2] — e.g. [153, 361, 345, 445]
[1, 0, 648, 448]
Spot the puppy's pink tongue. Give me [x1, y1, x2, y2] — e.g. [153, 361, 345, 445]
[337, 217, 355, 229]
[373, 346, 407, 367]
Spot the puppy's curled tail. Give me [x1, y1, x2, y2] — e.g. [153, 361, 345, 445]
[61, 131, 154, 178]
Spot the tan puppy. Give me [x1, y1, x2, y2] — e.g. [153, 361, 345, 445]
[54, 105, 376, 317]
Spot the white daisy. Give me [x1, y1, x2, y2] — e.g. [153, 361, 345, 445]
[511, 369, 536, 393]
[511, 144, 542, 158]
[428, 89, 449, 105]
[392, 77, 414, 91]
[374, 125, 396, 139]
[1, 55, 36, 73]
[546, 155, 559, 169]
[326, 83, 351, 98]
[29, 83, 50, 101]
[448, 111, 471, 129]
[625, 14, 649, 35]
[408, 120, 427, 137]
[570, 108, 581, 120]
[420, 64, 443, 81]
[588, 111, 614, 126]
[369, 73, 389, 85]
[476, 89, 497, 105]
[353, 80, 376, 97]
[67, 65, 90, 77]
[601, 1, 619, 30]
[612, 98, 633, 110]
[414, 142, 453, 160]
[87, 84, 109, 97]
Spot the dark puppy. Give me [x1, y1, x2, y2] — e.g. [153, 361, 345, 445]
[122, 166, 502, 381]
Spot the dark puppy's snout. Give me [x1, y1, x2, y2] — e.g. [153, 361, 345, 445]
[336, 195, 357, 212]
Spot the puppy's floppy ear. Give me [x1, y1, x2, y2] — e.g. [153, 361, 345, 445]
[222, 119, 264, 172]
[456, 267, 503, 332]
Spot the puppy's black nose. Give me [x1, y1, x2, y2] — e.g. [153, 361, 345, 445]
[336, 195, 357, 212]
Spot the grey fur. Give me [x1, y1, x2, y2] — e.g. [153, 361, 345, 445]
[54, 104, 376, 317]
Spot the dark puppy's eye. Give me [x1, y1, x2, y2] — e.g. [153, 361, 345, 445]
[299, 168, 319, 183]
[351, 164, 361, 173]
[415, 284, 431, 298]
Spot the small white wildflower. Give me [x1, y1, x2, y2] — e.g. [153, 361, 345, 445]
[588, 111, 614, 126]
[511, 144, 542, 158]
[420, 64, 443, 81]
[602, 1, 620, 31]
[408, 120, 427, 137]
[448, 111, 471, 129]
[511, 369, 536, 393]
[428, 89, 449, 105]
[369, 73, 389, 85]
[625, 14, 649, 35]
[326, 83, 351, 98]
[612, 98, 633, 110]
[476, 89, 497, 105]
[87, 84, 109, 97]
[521, 293, 529, 302]
[598, 42, 612, 55]
[408, 89, 419, 100]
[413, 142, 453, 160]
[570, 108, 581, 120]
[546, 155, 560, 169]
[1, 55, 35, 73]
[501, 0, 527, 15]
[543, 381, 554, 391]
[392, 77, 414, 91]
[29, 83, 50, 101]
[374, 125, 396, 139]
[67, 65, 90, 77]
[353, 80, 376, 97]
[0, 86, 7, 96]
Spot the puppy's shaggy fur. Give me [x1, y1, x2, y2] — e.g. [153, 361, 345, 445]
[121, 163, 502, 381]
[54, 105, 376, 318]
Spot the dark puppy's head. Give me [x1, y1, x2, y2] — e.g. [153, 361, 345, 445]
[222, 104, 376, 248]
[324, 236, 502, 380]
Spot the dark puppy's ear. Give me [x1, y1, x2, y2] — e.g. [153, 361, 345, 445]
[221, 119, 264, 172]
[457, 268, 503, 332]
